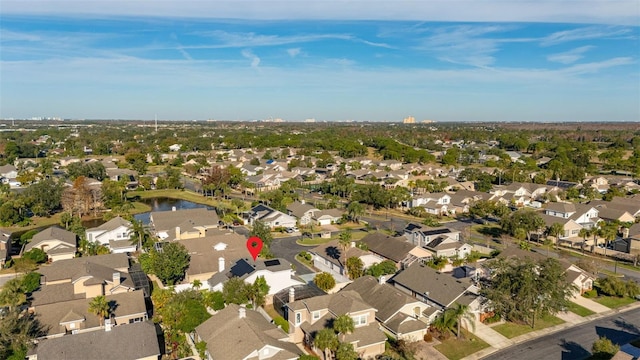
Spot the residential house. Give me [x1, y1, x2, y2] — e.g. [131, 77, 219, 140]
[410, 193, 452, 215]
[85, 216, 136, 253]
[590, 197, 640, 218]
[195, 304, 300, 360]
[389, 262, 480, 320]
[286, 201, 319, 226]
[544, 202, 600, 229]
[312, 208, 344, 226]
[149, 207, 219, 240]
[585, 176, 610, 194]
[310, 240, 382, 283]
[246, 173, 282, 191]
[539, 213, 583, 241]
[33, 290, 148, 338]
[168, 144, 182, 152]
[208, 258, 304, 298]
[178, 230, 249, 285]
[24, 226, 76, 262]
[596, 207, 635, 223]
[0, 230, 10, 267]
[36, 253, 134, 302]
[360, 232, 431, 269]
[493, 248, 595, 295]
[105, 168, 138, 189]
[0, 164, 18, 181]
[28, 320, 160, 360]
[247, 204, 297, 229]
[403, 224, 461, 247]
[286, 291, 387, 359]
[623, 223, 640, 254]
[342, 276, 430, 341]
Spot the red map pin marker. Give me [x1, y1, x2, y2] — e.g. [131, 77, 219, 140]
[246, 236, 263, 261]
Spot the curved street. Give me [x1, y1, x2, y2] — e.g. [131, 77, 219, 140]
[484, 307, 640, 360]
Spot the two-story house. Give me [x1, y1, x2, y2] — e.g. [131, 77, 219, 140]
[85, 216, 135, 253]
[286, 201, 319, 226]
[342, 276, 429, 341]
[544, 202, 600, 229]
[410, 193, 452, 215]
[360, 232, 431, 269]
[286, 291, 387, 359]
[310, 241, 382, 283]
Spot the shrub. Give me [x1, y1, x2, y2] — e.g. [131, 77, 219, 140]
[423, 333, 433, 342]
[592, 336, 619, 359]
[273, 316, 290, 333]
[583, 289, 598, 298]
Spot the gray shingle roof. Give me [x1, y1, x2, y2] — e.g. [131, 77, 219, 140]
[196, 304, 299, 360]
[361, 233, 415, 263]
[39, 254, 130, 283]
[86, 216, 131, 233]
[390, 262, 474, 308]
[342, 276, 419, 323]
[150, 207, 219, 234]
[33, 320, 160, 360]
[26, 226, 76, 252]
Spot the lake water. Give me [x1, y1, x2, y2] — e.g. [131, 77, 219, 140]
[133, 197, 214, 224]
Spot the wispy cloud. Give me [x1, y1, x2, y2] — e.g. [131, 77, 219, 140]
[547, 46, 595, 64]
[560, 57, 634, 75]
[542, 26, 633, 45]
[417, 25, 514, 67]
[241, 49, 260, 67]
[287, 48, 301, 57]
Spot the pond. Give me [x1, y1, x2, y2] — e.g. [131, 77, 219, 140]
[133, 197, 215, 224]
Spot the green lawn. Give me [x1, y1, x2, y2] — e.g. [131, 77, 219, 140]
[434, 330, 490, 360]
[566, 302, 596, 317]
[492, 315, 565, 339]
[593, 296, 637, 309]
[263, 304, 289, 333]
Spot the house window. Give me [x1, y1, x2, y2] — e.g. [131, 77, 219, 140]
[312, 311, 320, 320]
[295, 312, 301, 325]
[351, 314, 368, 327]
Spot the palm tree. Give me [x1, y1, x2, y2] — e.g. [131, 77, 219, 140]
[579, 228, 591, 254]
[431, 308, 456, 338]
[0, 278, 26, 311]
[451, 303, 476, 339]
[130, 219, 146, 251]
[333, 315, 355, 342]
[314, 328, 338, 360]
[547, 222, 564, 248]
[192, 279, 202, 290]
[88, 295, 111, 326]
[347, 201, 364, 224]
[338, 229, 352, 266]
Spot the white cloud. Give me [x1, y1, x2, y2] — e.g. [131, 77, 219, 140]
[287, 48, 301, 57]
[547, 45, 595, 64]
[2, 0, 638, 25]
[542, 26, 633, 45]
[560, 57, 634, 75]
[241, 49, 260, 67]
[417, 25, 514, 67]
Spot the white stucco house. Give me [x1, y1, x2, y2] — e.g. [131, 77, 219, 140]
[85, 216, 136, 253]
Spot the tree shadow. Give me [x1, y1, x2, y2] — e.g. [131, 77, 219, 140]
[559, 339, 591, 360]
[595, 324, 640, 346]
[613, 318, 640, 336]
[325, 246, 341, 261]
[477, 226, 503, 238]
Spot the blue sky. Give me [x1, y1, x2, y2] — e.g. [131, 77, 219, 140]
[1, 1, 638, 122]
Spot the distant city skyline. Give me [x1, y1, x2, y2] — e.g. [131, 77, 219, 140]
[1, 1, 638, 122]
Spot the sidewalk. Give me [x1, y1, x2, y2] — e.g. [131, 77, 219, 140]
[459, 301, 640, 360]
[571, 294, 611, 314]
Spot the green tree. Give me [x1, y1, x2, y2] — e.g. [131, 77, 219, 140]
[335, 342, 358, 360]
[345, 257, 364, 280]
[247, 276, 270, 308]
[333, 315, 355, 342]
[203, 291, 225, 311]
[0, 307, 43, 360]
[500, 209, 545, 242]
[250, 220, 274, 258]
[483, 257, 576, 328]
[366, 260, 397, 277]
[222, 277, 249, 305]
[88, 295, 111, 326]
[152, 242, 190, 286]
[451, 303, 475, 339]
[0, 278, 27, 311]
[22, 248, 47, 264]
[338, 229, 352, 266]
[426, 256, 448, 271]
[346, 201, 365, 223]
[314, 272, 336, 292]
[314, 328, 339, 360]
[592, 336, 619, 360]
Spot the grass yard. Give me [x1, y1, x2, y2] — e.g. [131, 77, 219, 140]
[434, 330, 490, 360]
[565, 302, 596, 317]
[264, 304, 289, 333]
[492, 315, 565, 339]
[593, 295, 637, 309]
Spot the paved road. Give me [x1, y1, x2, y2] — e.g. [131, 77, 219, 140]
[270, 235, 314, 276]
[484, 307, 640, 360]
